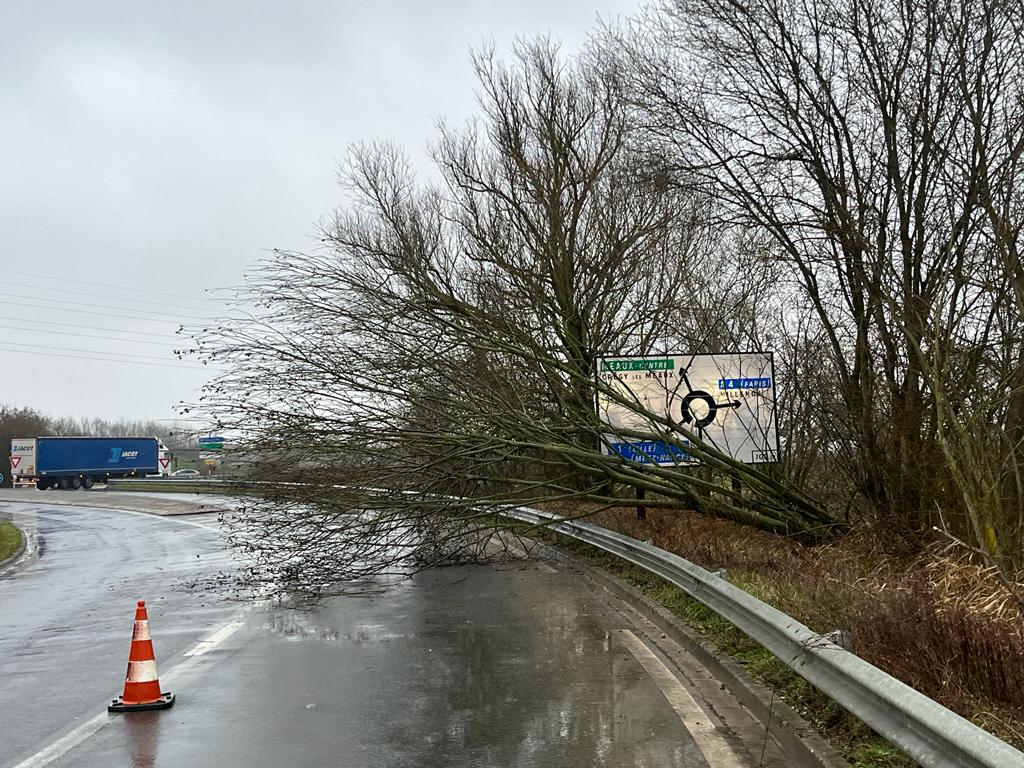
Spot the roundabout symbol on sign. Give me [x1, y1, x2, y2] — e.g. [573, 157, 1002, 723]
[678, 370, 740, 433]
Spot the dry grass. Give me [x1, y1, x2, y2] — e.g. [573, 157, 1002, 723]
[543, 502, 1024, 750]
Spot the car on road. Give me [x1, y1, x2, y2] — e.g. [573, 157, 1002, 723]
[171, 469, 201, 478]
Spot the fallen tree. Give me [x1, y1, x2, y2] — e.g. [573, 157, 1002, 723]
[191, 40, 839, 592]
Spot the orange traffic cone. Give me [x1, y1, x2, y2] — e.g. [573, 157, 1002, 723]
[108, 600, 175, 712]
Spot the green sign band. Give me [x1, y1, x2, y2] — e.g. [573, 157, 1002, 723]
[600, 358, 675, 372]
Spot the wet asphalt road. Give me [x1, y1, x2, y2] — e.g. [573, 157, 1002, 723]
[0, 502, 238, 766]
[0, 497, 750, 768]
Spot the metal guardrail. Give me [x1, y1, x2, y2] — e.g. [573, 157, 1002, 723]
[504, 505, 1024, 768]
[95, 478, 1023, 766]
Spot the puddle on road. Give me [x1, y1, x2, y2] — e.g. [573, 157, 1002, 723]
[214, 563, 698, 767]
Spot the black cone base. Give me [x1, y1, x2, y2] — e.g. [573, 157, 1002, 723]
[108, 692, 175, 712]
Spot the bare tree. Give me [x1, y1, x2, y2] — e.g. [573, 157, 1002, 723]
[606, 0, 1024, 558]
[194, 39, 837, 594]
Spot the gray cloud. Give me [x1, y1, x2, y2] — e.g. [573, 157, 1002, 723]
[0, 0, 638, 422]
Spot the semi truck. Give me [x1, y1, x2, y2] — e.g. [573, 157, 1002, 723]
[9, 436, 171, 490]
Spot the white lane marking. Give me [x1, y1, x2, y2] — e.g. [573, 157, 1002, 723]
[79, 505, 222, 533]
[33, 503, 223, 533]
[617, 629, 745, 768]
[182, 620, 245, 657]
[10, 609, 252, 768]
[8, 715, 109, 768]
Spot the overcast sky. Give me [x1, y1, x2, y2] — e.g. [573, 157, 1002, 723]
[0, 0, 640, 425]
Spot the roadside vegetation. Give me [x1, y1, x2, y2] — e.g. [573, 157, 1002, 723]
[0, 521, 23, 562]
[543, 501, 1024, 757]
[181, 0, 1023, 763]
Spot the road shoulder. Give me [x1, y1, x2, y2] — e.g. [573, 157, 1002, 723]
[0, 488, 226, 516]
[546, 542, 851, 768]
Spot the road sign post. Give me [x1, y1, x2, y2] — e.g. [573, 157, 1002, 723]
[636, 485, 646, 520]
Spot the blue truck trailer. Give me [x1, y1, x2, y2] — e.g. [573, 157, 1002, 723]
[9, 436, 170, 490]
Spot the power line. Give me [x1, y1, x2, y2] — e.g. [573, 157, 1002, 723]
[0, 292, 218, 321]
[0, 343, 214, 371]
[1, 283, 220, 314]
[0, 299, 221, 325]
[0, 315, 184, 340]
[5, 268, 225, 304]
[7, 287, 211, 314]
[0, 339, 199, 364]
[0, 323, 183, 348]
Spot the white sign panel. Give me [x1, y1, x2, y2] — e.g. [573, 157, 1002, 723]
[596, 352, 778, 465]
[10, 438, 36, 476]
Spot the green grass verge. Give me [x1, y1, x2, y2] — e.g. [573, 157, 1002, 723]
[531, 528, 916, 768]
[0, 521, 24, 562]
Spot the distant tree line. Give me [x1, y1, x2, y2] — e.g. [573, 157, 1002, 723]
[191, 0, 1024, 596]
[0, 404, 192, 487]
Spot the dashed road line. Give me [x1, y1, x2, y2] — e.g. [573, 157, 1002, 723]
[183, 619, 246, 657]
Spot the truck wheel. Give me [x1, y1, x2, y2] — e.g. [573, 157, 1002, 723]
[36, 479, 49, 490]
[58, 477, 72, 490]
[71, 477, 82, 490]
[81, 477, 94, 489]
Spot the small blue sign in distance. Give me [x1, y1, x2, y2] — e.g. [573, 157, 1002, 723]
[610, 441, 691, 464]
[718, 377, 772, 389]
